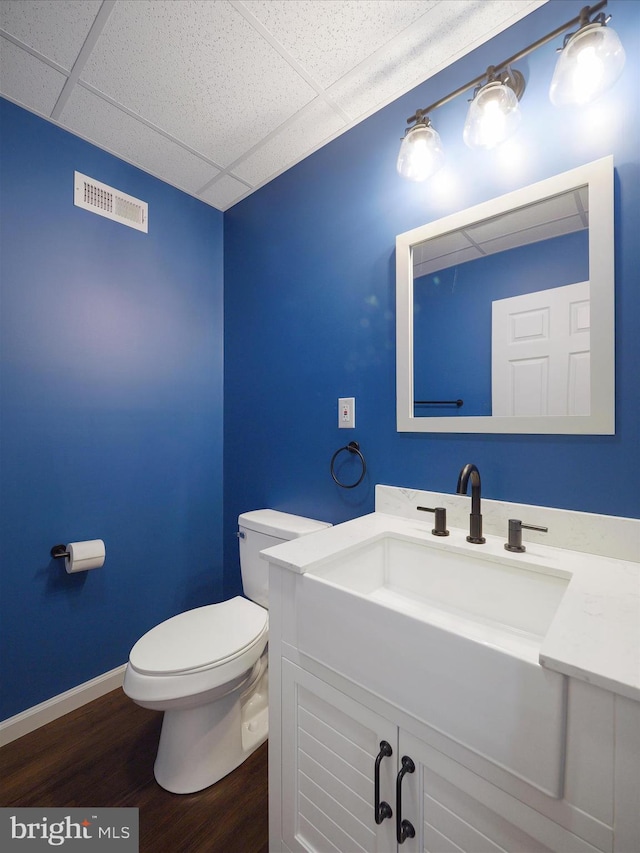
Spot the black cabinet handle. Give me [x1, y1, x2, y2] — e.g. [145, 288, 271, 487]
[396, 755, 416, 844]
[374, 740, 393, 824]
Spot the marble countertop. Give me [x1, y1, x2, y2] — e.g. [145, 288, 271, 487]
[263, 486, 640, 703]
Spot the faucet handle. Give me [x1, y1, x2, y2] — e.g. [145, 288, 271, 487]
[417, 506, 449, 537]
[505, 519, 548, 552]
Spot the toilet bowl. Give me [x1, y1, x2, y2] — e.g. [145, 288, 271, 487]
[123, 509, 330, 794]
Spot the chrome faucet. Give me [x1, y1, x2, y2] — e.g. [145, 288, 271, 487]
[456, 463, 485, 544]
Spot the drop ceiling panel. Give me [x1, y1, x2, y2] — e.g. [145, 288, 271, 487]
[62, 86, 221, 194]
[478, 215, 587, 256]
[328, 0, 540, 122]
[243, 0, 434, 89]
[0, 0, 101, 70]
[414, 231, 476, 265]
[80, 0, 318, 167]
[0, 37, 66, 114]
[412, 183, 589, 278]
[233, 97, 348, 187]
[0, 0, 548, 210]
[414, 246, 482, 279]
[199, 174, 251, 211]
[467, 190, 588, 243]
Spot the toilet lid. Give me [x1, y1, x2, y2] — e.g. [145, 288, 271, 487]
[129, 596, 268, 676]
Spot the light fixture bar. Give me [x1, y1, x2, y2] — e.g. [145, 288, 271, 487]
[406, 0, 608, 125]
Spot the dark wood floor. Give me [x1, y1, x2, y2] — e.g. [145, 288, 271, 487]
[0, 688, 268, 853]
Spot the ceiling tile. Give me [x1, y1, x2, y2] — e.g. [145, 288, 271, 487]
[233, 98, 347, 187]
[80, 0, 318, 166]
[198, 174, 251, 211]
[242, 0, 435, 88]
[329, 0, 546, 121]
[60, 87, 220, 194]
[0, 0, 101, 71]
[0, 37, 66, 115]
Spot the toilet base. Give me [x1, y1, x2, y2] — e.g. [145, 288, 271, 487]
[153, 663, 268, 794]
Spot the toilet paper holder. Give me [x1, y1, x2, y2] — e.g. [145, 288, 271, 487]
[51, 544, 70, 559]
[50, 539, 106, 573]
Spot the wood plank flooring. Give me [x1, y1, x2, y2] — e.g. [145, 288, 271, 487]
[0, 689, 268, 853]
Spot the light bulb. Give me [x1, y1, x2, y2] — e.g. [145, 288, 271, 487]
[396, 122, 445, 182]
[550, 22, 625, 106]
[463, 81, 521, 150]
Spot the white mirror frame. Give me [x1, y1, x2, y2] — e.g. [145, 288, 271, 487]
[396, 156, 614, 434]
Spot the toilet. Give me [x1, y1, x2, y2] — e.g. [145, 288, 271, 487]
[123, 509, 331, 793]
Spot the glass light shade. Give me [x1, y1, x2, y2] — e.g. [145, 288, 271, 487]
[550, 23, 626, 106]
[396, 123, 445, 182]
[463, 81, 521, 150]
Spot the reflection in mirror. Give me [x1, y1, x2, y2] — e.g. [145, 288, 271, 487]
[396, 157, 614, 434]
[413, 188, 589, 418]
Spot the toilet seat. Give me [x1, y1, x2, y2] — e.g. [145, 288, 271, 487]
[129, 596, 268, 676]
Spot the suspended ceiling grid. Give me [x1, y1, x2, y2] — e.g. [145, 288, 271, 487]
[0, 0, 546, 211]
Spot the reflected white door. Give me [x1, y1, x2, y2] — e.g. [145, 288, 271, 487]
[492, 281, 590, 417]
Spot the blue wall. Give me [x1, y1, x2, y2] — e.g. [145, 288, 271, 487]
[0, 100, 224, 718]
[223, 0, 640, 594]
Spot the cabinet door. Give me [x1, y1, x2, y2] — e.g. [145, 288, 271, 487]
[282, 660, 397, 853]
[399, 731, 605, 853]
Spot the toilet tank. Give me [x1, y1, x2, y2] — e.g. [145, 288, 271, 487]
[238, 510, 331, 609]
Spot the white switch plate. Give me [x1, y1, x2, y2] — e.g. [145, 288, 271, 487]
[338, 397, 355, 428]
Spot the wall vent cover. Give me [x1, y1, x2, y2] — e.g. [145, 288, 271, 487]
[74, 172, 148, 232]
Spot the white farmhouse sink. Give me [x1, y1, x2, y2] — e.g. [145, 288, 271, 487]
[295, 532, 570, 798]
[306, 533, 570, 658]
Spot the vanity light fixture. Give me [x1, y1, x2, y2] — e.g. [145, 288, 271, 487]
[463, 67, 525, 150]
[549, 8, 626, 106]
[396, 111, 445, 181]
[397, 0, 625, 181]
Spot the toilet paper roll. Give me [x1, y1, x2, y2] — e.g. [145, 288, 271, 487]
[65, 539, 105, 574]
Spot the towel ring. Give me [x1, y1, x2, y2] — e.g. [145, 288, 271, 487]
[330, 441, 367, 489]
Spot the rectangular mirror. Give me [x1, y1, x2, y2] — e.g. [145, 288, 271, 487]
[396, 156, 614, 434]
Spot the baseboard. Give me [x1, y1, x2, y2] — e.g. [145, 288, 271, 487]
[0, 664, 127, 747]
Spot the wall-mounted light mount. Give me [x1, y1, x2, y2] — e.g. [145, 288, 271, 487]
[397, 1, 625, 180]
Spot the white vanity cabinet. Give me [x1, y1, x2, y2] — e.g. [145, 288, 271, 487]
[269, 561, 640, 853]
[281, 660, 397, 852]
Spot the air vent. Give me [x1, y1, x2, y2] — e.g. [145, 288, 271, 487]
[74, 172, 148, 233]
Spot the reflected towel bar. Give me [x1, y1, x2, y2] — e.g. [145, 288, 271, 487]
[415, 399, 463, 407]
